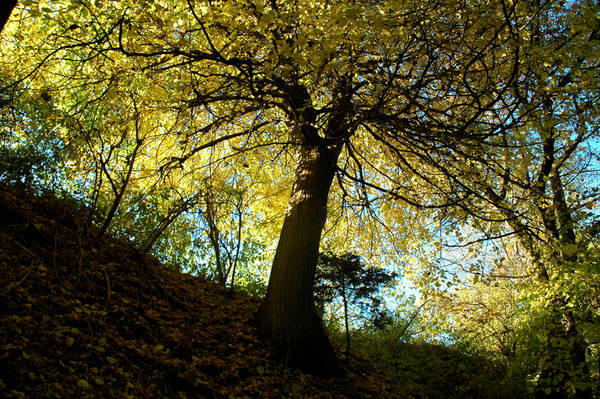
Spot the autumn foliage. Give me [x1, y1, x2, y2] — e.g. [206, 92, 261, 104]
[1, 0, 599, 396]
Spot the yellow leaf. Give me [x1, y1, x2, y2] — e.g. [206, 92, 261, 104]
[106, 356, 118, 364]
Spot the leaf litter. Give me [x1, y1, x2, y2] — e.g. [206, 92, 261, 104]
[0, 183, 406, 399]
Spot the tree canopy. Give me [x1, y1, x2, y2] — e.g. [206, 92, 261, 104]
[1, 0, 600, 396]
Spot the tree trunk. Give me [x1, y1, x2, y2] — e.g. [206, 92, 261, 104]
[484, 176, 592, 398]
[534, 314, 572, 399]
[341, 277, 350, 363]
[256, 142, 342, 375]
[534, 310, 591, 399]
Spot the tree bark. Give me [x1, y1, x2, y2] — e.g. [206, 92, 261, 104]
[256, 142, 343, 375]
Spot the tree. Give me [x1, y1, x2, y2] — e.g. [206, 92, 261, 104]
[399, 2, 600, 396]
[314, 252, 396, 360]
[0, 0, 569, 377]
[196, 162, 251, 289]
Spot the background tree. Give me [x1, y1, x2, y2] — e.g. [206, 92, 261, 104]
[397, 2, 600, 397]
[314, 252, 397, 359]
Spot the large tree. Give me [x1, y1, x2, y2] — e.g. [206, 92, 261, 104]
[2, 0, 592, 385]
[142, 0, 519, 372]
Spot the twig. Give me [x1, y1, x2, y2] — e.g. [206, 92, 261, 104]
[102, 265, 112, 304]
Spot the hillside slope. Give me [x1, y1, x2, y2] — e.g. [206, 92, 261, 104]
[0, 183, 523, 398]
[0, 183, 403, 398]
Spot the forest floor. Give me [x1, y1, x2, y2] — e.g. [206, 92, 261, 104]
[0, 183, 524, 398]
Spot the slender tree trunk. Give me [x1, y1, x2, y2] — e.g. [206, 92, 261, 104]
[535, 139, 592, 399]
[534, 313, 573, 399]
[96, 139, 141, 239]
[565, 313, 591, 399]
[256, 142, 343, 375]
[482, 172, 591, 398]
[341, 278, 350, 362]
[229, 200, 244, 294]
[204, 195, 226, 286]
